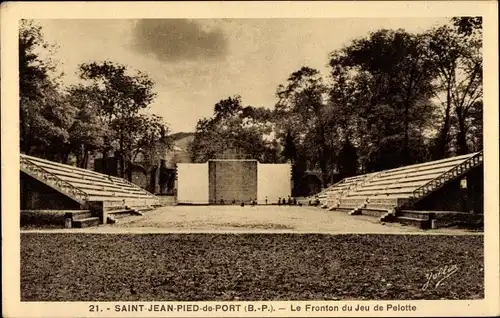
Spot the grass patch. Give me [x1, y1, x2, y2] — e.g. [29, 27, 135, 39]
[21, 233, 483, 301]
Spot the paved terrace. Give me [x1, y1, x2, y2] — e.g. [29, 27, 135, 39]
[22, 205, 481, 235]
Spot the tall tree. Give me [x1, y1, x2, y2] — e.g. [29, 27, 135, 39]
[76, 61, 157, 178]
[19, 19, 73, 158]
[276, 67, 332, 187]
[65, 84, 109, 167]
[338, 139, 358, 179]
[131, 114, 171, 171]
[425, 20, 482, 156]
[451, 17, 482, 37]
[328, 29, 437, 171]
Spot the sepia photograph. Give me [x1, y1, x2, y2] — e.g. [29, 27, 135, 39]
[2, 1, 499, 317]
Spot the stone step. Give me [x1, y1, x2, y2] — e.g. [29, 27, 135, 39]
[396, 216, 430, 229]
[398, 210, 431, 220]
[108, 209, 134, 214]
[128, 205, 155, 211]
[374, 153, 474, 176]
[102, 199, 157, 209]
[365, 203, 395, 210]
[338, 204, 364, 209]
[66, 210, 93, 221]
[104, 205, 128, 212]
[72, 217, 100, 228]
[87, 195, 156, 202]
[330, 207, 354, 213]
[360, 208, 387, 217]
[369, 166, 456, 184]
[353, 188, 415, 196]
[108, 209, 136, 217]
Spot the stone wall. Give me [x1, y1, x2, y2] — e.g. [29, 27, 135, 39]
[20, 172, 81, 210]
[257, 163, 292, 204]
[209, 160, 258, 204]
[130, 167, 148, 190]
[414, 166, 483, 214]
[177, 163, 209, 204]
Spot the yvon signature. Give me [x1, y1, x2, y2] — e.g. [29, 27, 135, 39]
[422, 264, 459, 291]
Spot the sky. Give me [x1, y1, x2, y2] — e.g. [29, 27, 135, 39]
[37, 18, 449, 133]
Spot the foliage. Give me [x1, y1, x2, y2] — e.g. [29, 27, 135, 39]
[75, 61, 163, 176]
[64, 84, 109, 167]
[451, 17, 482, 37]
[18, 20, 169, 176]
[78, 61, 156, 121]
[19, 18, 483, 192]
[19, 20, 73, 159]
[130, 114, 171, 171]
[425, 20, 482, 156]
[276, 67, 333, 187]
[189, 18, 482, 193]
[328, 29, 437, 171]
[190, 96, 277, 163]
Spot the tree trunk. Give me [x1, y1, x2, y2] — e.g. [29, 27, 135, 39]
[318, 124, 328, 188]
[434, 80, 453, 159]
[402, 71, 415, 165]
[76, 146, 83, 168]
[119, 132, 125, 178]
[456, 111, 469, 155]
[20, 108, 30, 154]
[82, 149, 89, 169]
[403, 103, 410, 165]
[62, 151, 70, 164]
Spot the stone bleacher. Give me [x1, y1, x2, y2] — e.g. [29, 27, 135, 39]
[307, 173, 377, 207]
[320, 152, 483, 227]
[20, 154, 160, 227]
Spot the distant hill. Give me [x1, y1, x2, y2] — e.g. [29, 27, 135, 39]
[170, 132, 195, 142]
[169, 132, 194, 152]
[165, 132, 195, 166]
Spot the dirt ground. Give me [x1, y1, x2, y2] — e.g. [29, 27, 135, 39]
[21, 233, 484, 301]
[22, 205, 481, 235]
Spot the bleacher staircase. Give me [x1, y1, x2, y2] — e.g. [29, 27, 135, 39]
[311, 152, 483, 229]
[21, 154, 160, 228]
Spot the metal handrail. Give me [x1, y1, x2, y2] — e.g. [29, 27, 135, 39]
[409, 151, 483, 201]
[20, 156, 89, 203]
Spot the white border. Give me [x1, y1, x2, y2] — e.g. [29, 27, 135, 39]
[2, 1, 498, 317]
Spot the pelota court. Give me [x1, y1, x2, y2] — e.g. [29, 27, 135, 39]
[22, 205, 480, 235]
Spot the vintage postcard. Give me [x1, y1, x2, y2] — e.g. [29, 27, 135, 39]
[1, 1, 499, 317]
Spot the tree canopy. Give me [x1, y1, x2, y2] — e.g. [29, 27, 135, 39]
[19, 21, 171, 180]
[189, 18, 483, 196]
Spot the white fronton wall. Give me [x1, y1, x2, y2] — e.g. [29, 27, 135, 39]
[177, 163, 209, 204]
[257, 163, 292, 204]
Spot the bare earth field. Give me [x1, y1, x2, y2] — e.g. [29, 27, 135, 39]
[23, 205, 482, 234]
[21, 233, 483, 301]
